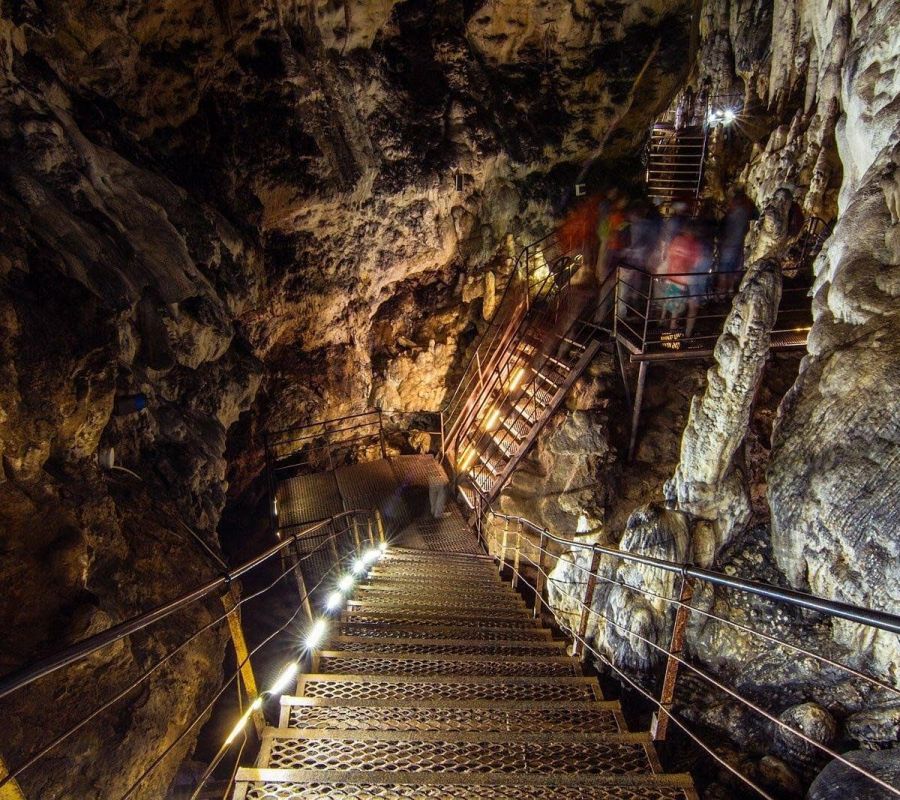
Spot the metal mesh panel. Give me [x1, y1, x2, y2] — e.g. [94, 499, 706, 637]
[333, 640, 563, 657]
[318, 655, 577, 677]
[344, 612, 535, 627]
[301, 678, 596, 702]
[287, 704, 620, 734]
[351, 596, 524, 612]
[337, 624, 551, 641]
[242, 781, 691, 800]
[265, 736, 650, 774]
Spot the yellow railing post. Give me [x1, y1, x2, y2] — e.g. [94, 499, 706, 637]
[0, 755, 26, 800]
[221, 588, 265, 736]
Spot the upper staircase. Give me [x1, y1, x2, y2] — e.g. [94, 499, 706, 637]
[232, 525, 698, 799]
[645, 123, 707, 208]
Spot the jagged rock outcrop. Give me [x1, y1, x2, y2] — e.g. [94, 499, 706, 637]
[665, 255, 782, 564]
[766, 0, 900, 687]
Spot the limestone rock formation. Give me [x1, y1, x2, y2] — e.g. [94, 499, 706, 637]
[766, 0, 900, 686]
[665, 256, 782, 563]
[807, 749, 900, 800]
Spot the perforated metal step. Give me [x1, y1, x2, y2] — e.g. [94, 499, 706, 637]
[233, 770, 697, 800]
[297, 675, 602, 703]
[278, 697, 623, 734]
[330, 635, 567, 656]
[337, 622, 553, 641]
[317, 651, 580, 678]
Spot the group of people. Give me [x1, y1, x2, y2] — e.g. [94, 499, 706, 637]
[558, 187, 768, 340]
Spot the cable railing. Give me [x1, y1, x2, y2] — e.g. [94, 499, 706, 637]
[471, 506, 900, 798]
[0, 509, 387, 800]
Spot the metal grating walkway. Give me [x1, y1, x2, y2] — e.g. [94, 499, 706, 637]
[232, 539, 698, 799]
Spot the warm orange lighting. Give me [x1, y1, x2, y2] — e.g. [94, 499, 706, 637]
[484, 408, 501, 431]
[508, 367, 526, 391]
[458, 446, 477, 472]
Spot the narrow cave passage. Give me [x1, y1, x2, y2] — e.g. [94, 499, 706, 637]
[0, 2, 898, 799]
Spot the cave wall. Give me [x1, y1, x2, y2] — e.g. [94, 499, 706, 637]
[0, 1, 697, 796]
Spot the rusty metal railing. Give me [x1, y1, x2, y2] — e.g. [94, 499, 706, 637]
[473, 506, 900, 799]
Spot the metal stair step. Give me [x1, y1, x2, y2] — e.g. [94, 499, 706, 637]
[356, 582, 515, 598]
[343, 608, 537, 626]
[256, 728, 657, 776]
[233, 768, 697, 799]
[278, 696, 624, 734]
[297, 674, 603, 703]
[347, 599, 527, 616]
[351, 593, 526, 610]
[317, 651, 581, 678]
[329, 635, 568, 656]
[363, 572, 502, 587]
[337, 622, 553, 641]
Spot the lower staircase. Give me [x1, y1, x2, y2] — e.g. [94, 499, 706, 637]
[232, 536, 697, 799]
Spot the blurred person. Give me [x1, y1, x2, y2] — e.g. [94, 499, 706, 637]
[717, 188, 758, 294]
[659, 223, 702, 335]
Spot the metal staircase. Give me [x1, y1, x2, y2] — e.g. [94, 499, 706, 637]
[440, 235, 609, 505]
[231, 538, 698, 799]
[645, 124, 707, 208]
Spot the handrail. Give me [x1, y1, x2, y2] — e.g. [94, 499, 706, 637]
[488, 510, 900, 635]
[0, 509, 373, 701]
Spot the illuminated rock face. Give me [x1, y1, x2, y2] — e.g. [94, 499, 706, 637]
[0, 1, 694, 796]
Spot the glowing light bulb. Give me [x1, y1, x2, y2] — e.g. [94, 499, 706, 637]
[304, 619, 328, 650]
[225, 696, 263, 745]
[364, 548, 381, 564]
[722, 109, 736, 124]
[338, 574, 354, 592]
[269, 662, 299, 695]
[379, 541, 388, 553]
[325, 591, 343, 612]
[352, 558, 368, 575]
[484, 408, 501, 431]
[508, 367, 526, 392]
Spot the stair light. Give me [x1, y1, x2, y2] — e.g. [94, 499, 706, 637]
[379, 541, 388, 554]
[269, 661, 299, 695]
[364, 547, 382, 564]
[484, 408, 501, 431]
[304, 619, 328, 650]
[338, 574, 354, 592]
[508, 367, 526, 392]
[458, 446, 477, 472]
[225, 696, 263, 745]
[325, 591, 344, 612]
[722, 108, 736, 124]
[352, 557, 368, 575]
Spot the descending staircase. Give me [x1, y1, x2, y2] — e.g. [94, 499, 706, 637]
[232, 541, 697, 799]
[645, 124, 707, 207]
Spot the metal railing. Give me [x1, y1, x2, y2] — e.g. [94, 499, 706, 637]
[471, 505, 900, 799]
[440, 236, 598, 466]
[0, 509, 386, 800]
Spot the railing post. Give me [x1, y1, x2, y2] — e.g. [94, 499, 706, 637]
[533, 530, 548, 618]
[220, 587, 265, 736]
[500, 519, 509, 574]
[652, 573, 694, 741]
[328, 519, 341, 565]
[439, 411, 445, 461]
[642, 277, 654, 355]
[573, 549, 602, 659]
[377, 408, 387, 459]
[0, 756, 26, 800]
[511, 524, 522, 590]
[350, 515, 362, 551]
[375, 509, 386, 544]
